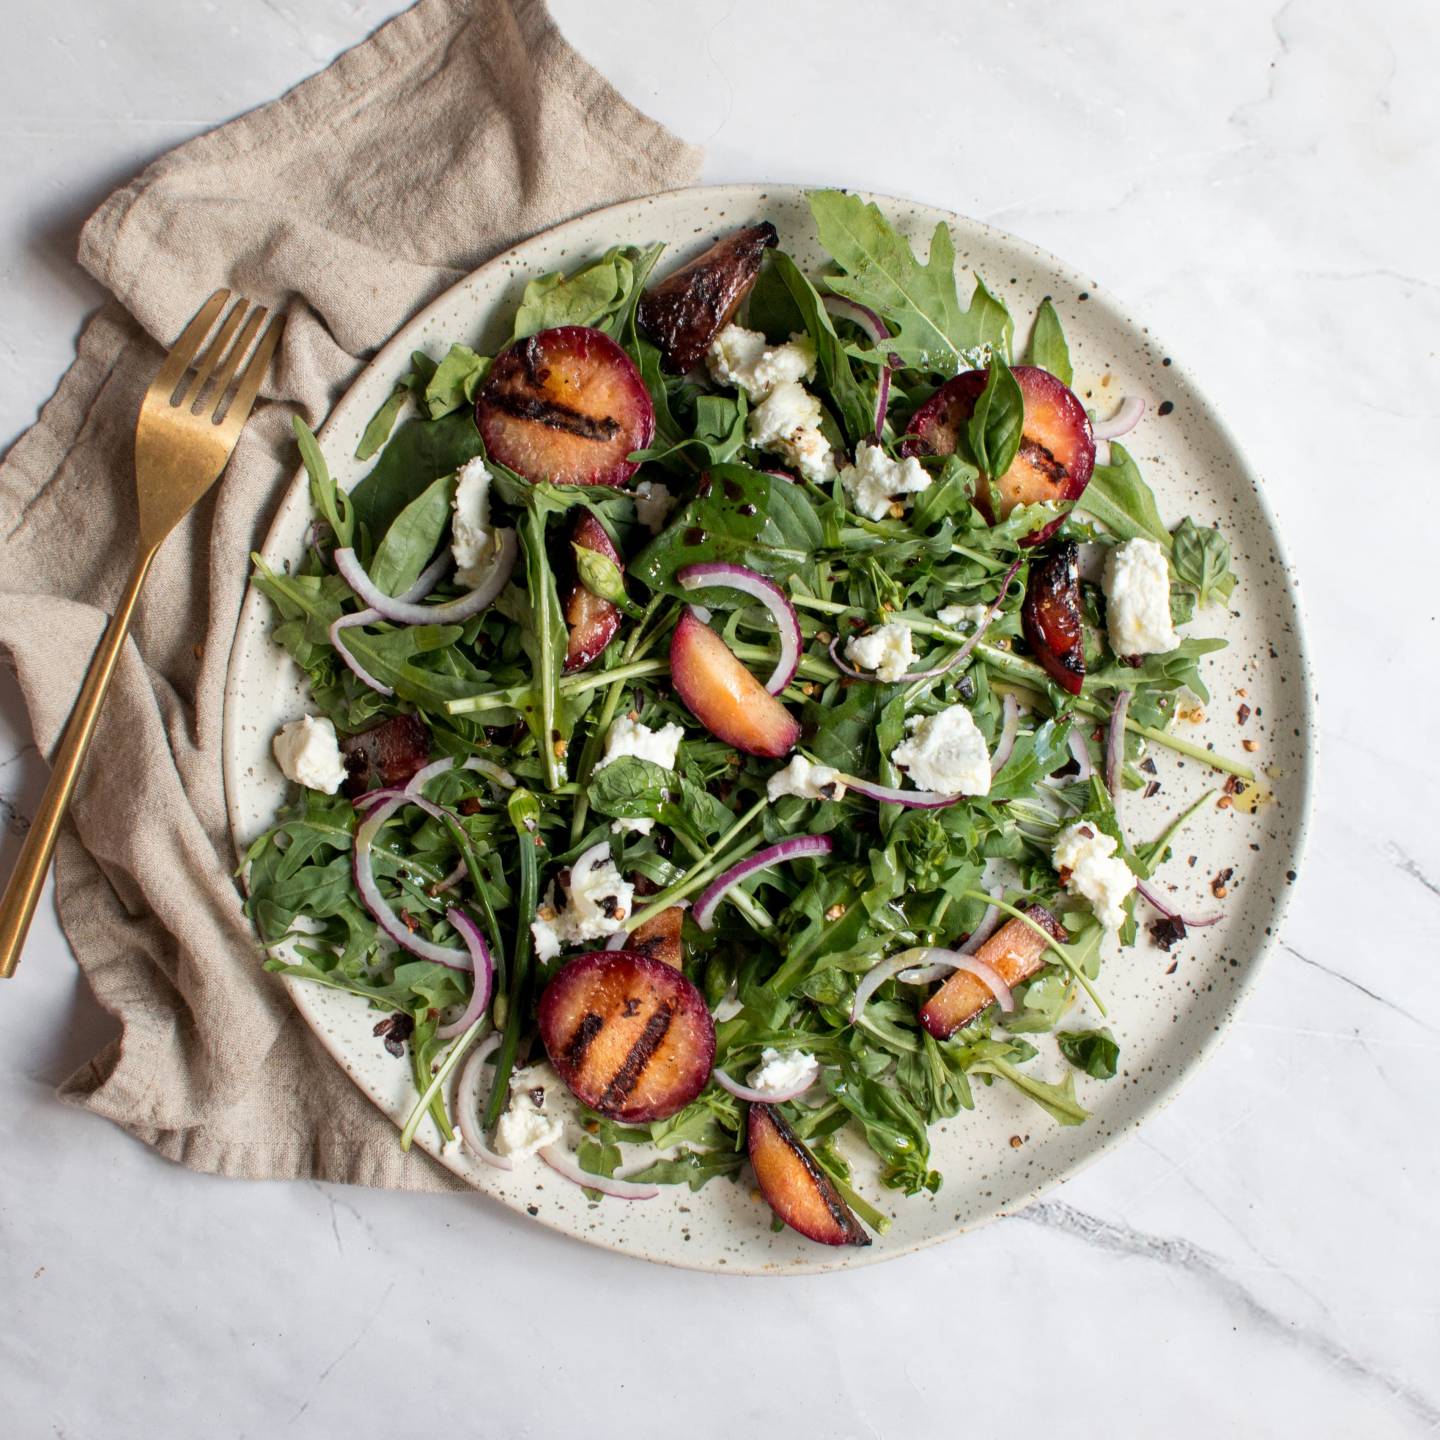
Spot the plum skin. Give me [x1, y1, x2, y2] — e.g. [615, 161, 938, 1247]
[747, 1103, 871, 1247]
[1022, 540, 1086, 695]
[563, 511, 623, 673]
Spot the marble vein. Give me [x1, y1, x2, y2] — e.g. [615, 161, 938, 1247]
[1014, 1201, 1440, 1431]
[1389, 843, 1440, 901]
[1281, 942, 1436, 1033]
[286, 1278, 396, 1424]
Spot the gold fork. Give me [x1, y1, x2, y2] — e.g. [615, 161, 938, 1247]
[0, 291, 284, 978]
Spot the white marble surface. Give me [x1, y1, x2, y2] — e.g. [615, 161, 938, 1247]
[1, 1, 1436, 1434]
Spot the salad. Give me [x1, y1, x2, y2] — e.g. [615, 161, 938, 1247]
[246, 191, 1253, 1247]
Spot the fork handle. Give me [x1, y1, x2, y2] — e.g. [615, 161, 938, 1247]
[0, 546, 158, 978]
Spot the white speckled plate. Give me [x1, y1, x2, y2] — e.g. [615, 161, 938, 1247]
[223, 185, 1315, 1274]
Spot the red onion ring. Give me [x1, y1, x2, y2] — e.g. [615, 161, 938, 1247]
[435, 909, 496, 1039]
[405, 754, 518, 797]
[851, 948, 937, 1021]
[822, 295, 894, 441]
[949, 953, 1015, 1012]
[958, 885, 1004, 955]
[712, 1060, 819, 1104]
[455, 1032, 513, 1170]
[840, 775, 962, 809]
[334, 528, 516, 626]
[1136, 881, 1222, 928]
[992, 692, 1020, 772]
[327, 551, 457, 696]
[1092, 396, 1145, 441]
[855, 939, 1016, 1020]
[1066, 728, 1094, 782]
[693, 835, 833, 931]
[676, 562, 802, 694]
[761, 468, 797, 484]
[538, 1146, 660, 1201]
[353, 794, 472, 969]
[1106, 689, 1133, 798]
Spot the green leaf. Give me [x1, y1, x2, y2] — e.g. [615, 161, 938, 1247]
[512, 244, 664, 343]
[807, 189, 1012, 374]
[347, 412, 484, 541]
[293, 417, 353, 547]
[1085, 635, 1228, 705]
[1171, 516, 1236, 606]
[587, 756, 670, 823]
[355, 385, 410, 462]
[1057, 1027, 1120, 1079]
[1077, 442, 1170, 548]
[967, 354, 1025, 479]
[1023, 299, 1073, 387]
[572, 542, 629, 610]
[624, 1148, 745, 1191]
[969, 1056, 1090, 1125]
[368, 473, 453, 597]
[423, 344, 488, 420]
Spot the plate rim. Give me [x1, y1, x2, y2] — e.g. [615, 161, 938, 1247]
[222, 181, 1318, 1275]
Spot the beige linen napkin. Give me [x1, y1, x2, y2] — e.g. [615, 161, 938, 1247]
[0, 0, 700, 1188]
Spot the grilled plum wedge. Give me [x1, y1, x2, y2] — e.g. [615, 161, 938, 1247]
[563, 512, 623, 673]
[538, 949, 715, 1123]
[748, 1103, 871, 1247]
[669, 606, 799, 759]
[904, 364, 1094, 543]
[1022, 540, 1085, 695]
[475, 326, 654, 487]
[637, 222, 778, 373]
[628, 904, 685, 969]
[919, 904, 1068, 1039]
[339, 713, 431, 798]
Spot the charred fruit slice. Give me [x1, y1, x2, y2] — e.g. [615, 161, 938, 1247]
[339, 713, 431, 798]
[637, 222, 778, 373]
[563, 512, 623, 673]
[669, 607, 800, 759]
[748, 1103, 871, 1247]
[538, 949, 715, 1123]
[904, 365, 1094, 543]
[475, 325, 654, 487]
[628, 904, 685, 970]
[1022, 540, 1086, 695]
[919, 904, 1068, 1039]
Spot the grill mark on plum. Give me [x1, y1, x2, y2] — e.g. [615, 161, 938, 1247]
[564, 1012, 605, 1069]
[598, 1004, 673, 1110]
[490, 391, 621, 442]
[1018, 437, 1067, 482]
[765, 1106, 866, 1244]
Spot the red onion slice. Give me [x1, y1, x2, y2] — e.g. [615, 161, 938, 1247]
[676, 563, 801, 695]
[992, 692, 1020, 772]
[334, 529, 516, 626]
[1066, 728, 1094, 782]
[435, 908, 496, 1038]
[538, 1146, 660, 1201]
[822, 296, 894, 441]
[712, 1061, 818, 1104]
[851, 948, 937, 1022]
[434, 858, 468, 895]
[405, 754, 518, 798]
[958, 885, 1004, 955]
[761, 468, 797, 484]
[1106, 689, 1132, 798]
[1136, 881, 1222, 928]
[950, 954, 1015, 1012]
[330, 609, 391, 695]
[693, 835, 833, 931]
[854, 936, 1015, 1019]
[455, 1032, 513, 1171]
[1093, 396, 1145, 441]
[353, 794, 471, 969]
[840, 775, 962, 809]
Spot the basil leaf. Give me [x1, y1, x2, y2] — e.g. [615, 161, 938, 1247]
[347, 412, 484, 540]
[423, 344, 488, 420]
[369, 473, 453, 597]
[807, 189, 1012, 373]
[1171, 516, 1236, 606]
[587, 756, 670, 822]
[1077, 441, 1171, 547]
[1057, 1027, 1120, 1079]
[1023, 298, 1073, 387]
[966, 354, 1025, 479]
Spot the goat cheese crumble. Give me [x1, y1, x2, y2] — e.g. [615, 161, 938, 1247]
[530, 842, 634, 961]
[890, 704, 992, 795]
[1052, 822, 1136, 931]
[1103, 537, 1179, 657]
[845, 622, 916, 683]
[766, 754, 846, 803]
[633, 480, 676, 534]
[452, 458, 498, 587]
[747, 379, 836, 483]
[272, 715, 348, 794]
[838, 442, 932, 521]
[707, 324, 817, 400]
[595, 715, 685, 834]
[493, 1065, 564, 1160]
[936, 601, 989, 630]
[747, 1047, 820, 1094]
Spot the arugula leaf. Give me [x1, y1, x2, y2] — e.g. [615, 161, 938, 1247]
[293, 417, 353, 547]
[368, 473, 453, 597]
[1077, 442, 1170, 547]
[1057, 1027, 1120, 1079]
[969, 1055, 1090, 1125]
[348, 413, 484, 541]
[966, 354, 1025, 479]
[624, 1148, 745, 1191]
[1171, 516, 1236, 606]
[1023, 299, 1073, 386]
[1086, 636, 1227, 704]
[423, 344, 488, 420]
[807, 189, 1012, 374]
